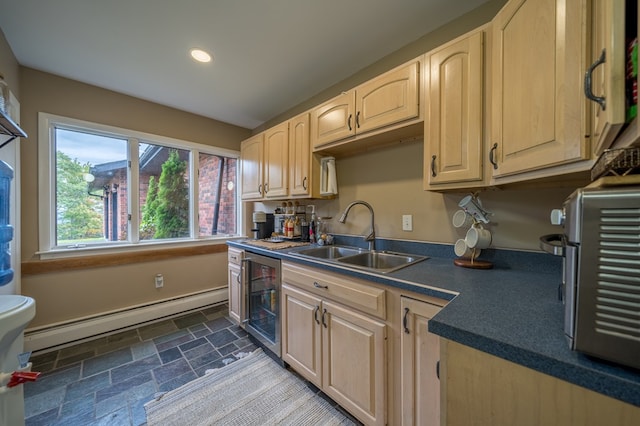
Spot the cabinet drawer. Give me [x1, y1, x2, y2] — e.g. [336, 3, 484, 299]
[282, 261, 386, 320]
[228, 248, 243, 265]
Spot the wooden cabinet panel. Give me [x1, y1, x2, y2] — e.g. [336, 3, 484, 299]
[263, 122, 289, 198]
[440, 339, 640, 426]
[281, 262, 386, 319]
[400, 296, 441, 426]
[323, 300, 387, 426]
[311, 59, 421, 149]
[288, 112, 312, 197]
[356, 61, 420, 134]
[281, 262, 387, 426]
[311, 92, 355, 148]
[491, 0, 589, 177]
[281, 284, 322, 387]
[227, 248, 244, 325]
[228, 262, 242, 325]
[426, 30, 484, 187]
[239, 134, 264, 200]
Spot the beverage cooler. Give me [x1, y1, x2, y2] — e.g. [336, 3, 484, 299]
[243, 253, 281, 357]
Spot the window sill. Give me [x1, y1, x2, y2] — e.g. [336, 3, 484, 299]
[23, 236, 245, 276]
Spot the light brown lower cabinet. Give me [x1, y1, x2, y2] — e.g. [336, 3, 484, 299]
[281, 283, 387, 426]
[440, 339, 640, 426]
[400, 296, 442, 425]
[227, 248, 244, 325]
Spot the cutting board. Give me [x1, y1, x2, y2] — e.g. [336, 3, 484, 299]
[454, 258, 493, 269]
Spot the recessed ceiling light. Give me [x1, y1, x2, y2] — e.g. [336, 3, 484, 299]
[190, 48, 212, 63]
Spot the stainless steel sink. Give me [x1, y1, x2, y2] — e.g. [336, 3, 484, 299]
[336, 251, 427, 273]
[293, 245, 366, 259]
[290, 246, 427, 273]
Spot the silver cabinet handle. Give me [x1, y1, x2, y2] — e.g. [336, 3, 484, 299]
[263, 182, 269, 194]
[584, 49, 606, 110]
[313, 281, 328, 289]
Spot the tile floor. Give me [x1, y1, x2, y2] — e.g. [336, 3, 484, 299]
[23, 304, 258, 425]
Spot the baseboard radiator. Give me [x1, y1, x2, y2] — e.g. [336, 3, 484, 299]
[24, 287, 228, 354]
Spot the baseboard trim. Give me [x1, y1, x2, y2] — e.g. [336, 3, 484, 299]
[24, 287, 228, 354]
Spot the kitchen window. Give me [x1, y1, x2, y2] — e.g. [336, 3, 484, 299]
[38, 113, 240, 257]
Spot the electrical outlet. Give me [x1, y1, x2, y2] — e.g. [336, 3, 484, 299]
[155, 274, 164, 288]
[402, 214, 413, 231]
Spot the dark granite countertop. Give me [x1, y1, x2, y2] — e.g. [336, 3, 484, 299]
[227, 237, 640, 408]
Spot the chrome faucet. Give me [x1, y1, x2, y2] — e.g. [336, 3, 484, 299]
[338, 200, 375, 250]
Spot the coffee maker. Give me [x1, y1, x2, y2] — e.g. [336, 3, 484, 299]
[251, 211, 274, 239]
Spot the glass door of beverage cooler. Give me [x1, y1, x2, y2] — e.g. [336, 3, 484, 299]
[244, 253, 281, 357]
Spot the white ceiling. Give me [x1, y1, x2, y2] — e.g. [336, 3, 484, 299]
[0, 0, 490, 129]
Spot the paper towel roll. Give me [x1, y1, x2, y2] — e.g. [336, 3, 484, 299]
[320, 157, 338, 196]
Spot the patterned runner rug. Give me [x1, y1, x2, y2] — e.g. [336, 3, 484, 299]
[144, 349, 357, 425]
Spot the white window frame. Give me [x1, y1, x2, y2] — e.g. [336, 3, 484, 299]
[38, 112, 242, 259]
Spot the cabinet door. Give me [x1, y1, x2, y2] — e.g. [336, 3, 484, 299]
[240, 134, 264, 200]
[356, 60, 420, 134]
[426, 31, 484, 187]
[281, 284, 323, 387]
[311, 91, 356, 148]
[322, 300, 387, 426]
[588, 0, 626, 155]
[288, 112, 311, 197]
[228, 263, 243, 325]
[491, 0, 588, 177]
[400, 296, 442, 426]
[263, 122, 289, 198]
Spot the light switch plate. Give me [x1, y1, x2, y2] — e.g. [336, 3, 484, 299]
[402, 214, 413, 231]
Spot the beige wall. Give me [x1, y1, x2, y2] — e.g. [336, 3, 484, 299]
[19, 68, 251, 328]
[319, 142, 576, 251]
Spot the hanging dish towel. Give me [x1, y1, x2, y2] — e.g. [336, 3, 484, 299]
[320, 156, 338, 196]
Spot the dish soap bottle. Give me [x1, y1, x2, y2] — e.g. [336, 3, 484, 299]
[309, 207, 317, 243]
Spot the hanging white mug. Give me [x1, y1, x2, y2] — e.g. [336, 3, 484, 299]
[454, 238, 481, 258]
[452, 210, 473, 228]
[465, 224, 492, 249]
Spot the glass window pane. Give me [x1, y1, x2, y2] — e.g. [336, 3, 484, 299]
[55, 128, 128, 246]
[198, 153, 237, 237]
[139, 144, 191, 240]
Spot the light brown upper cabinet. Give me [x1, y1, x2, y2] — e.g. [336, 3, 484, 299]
[311, 60, 421, 149]
[425, 29, 485, 189]
[490, 0, 589, 178]
[240, 122, 289, 200]
[288, 112, 313, 197]
[587, 0, 627, 155]
[240, 133, 264, 200]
